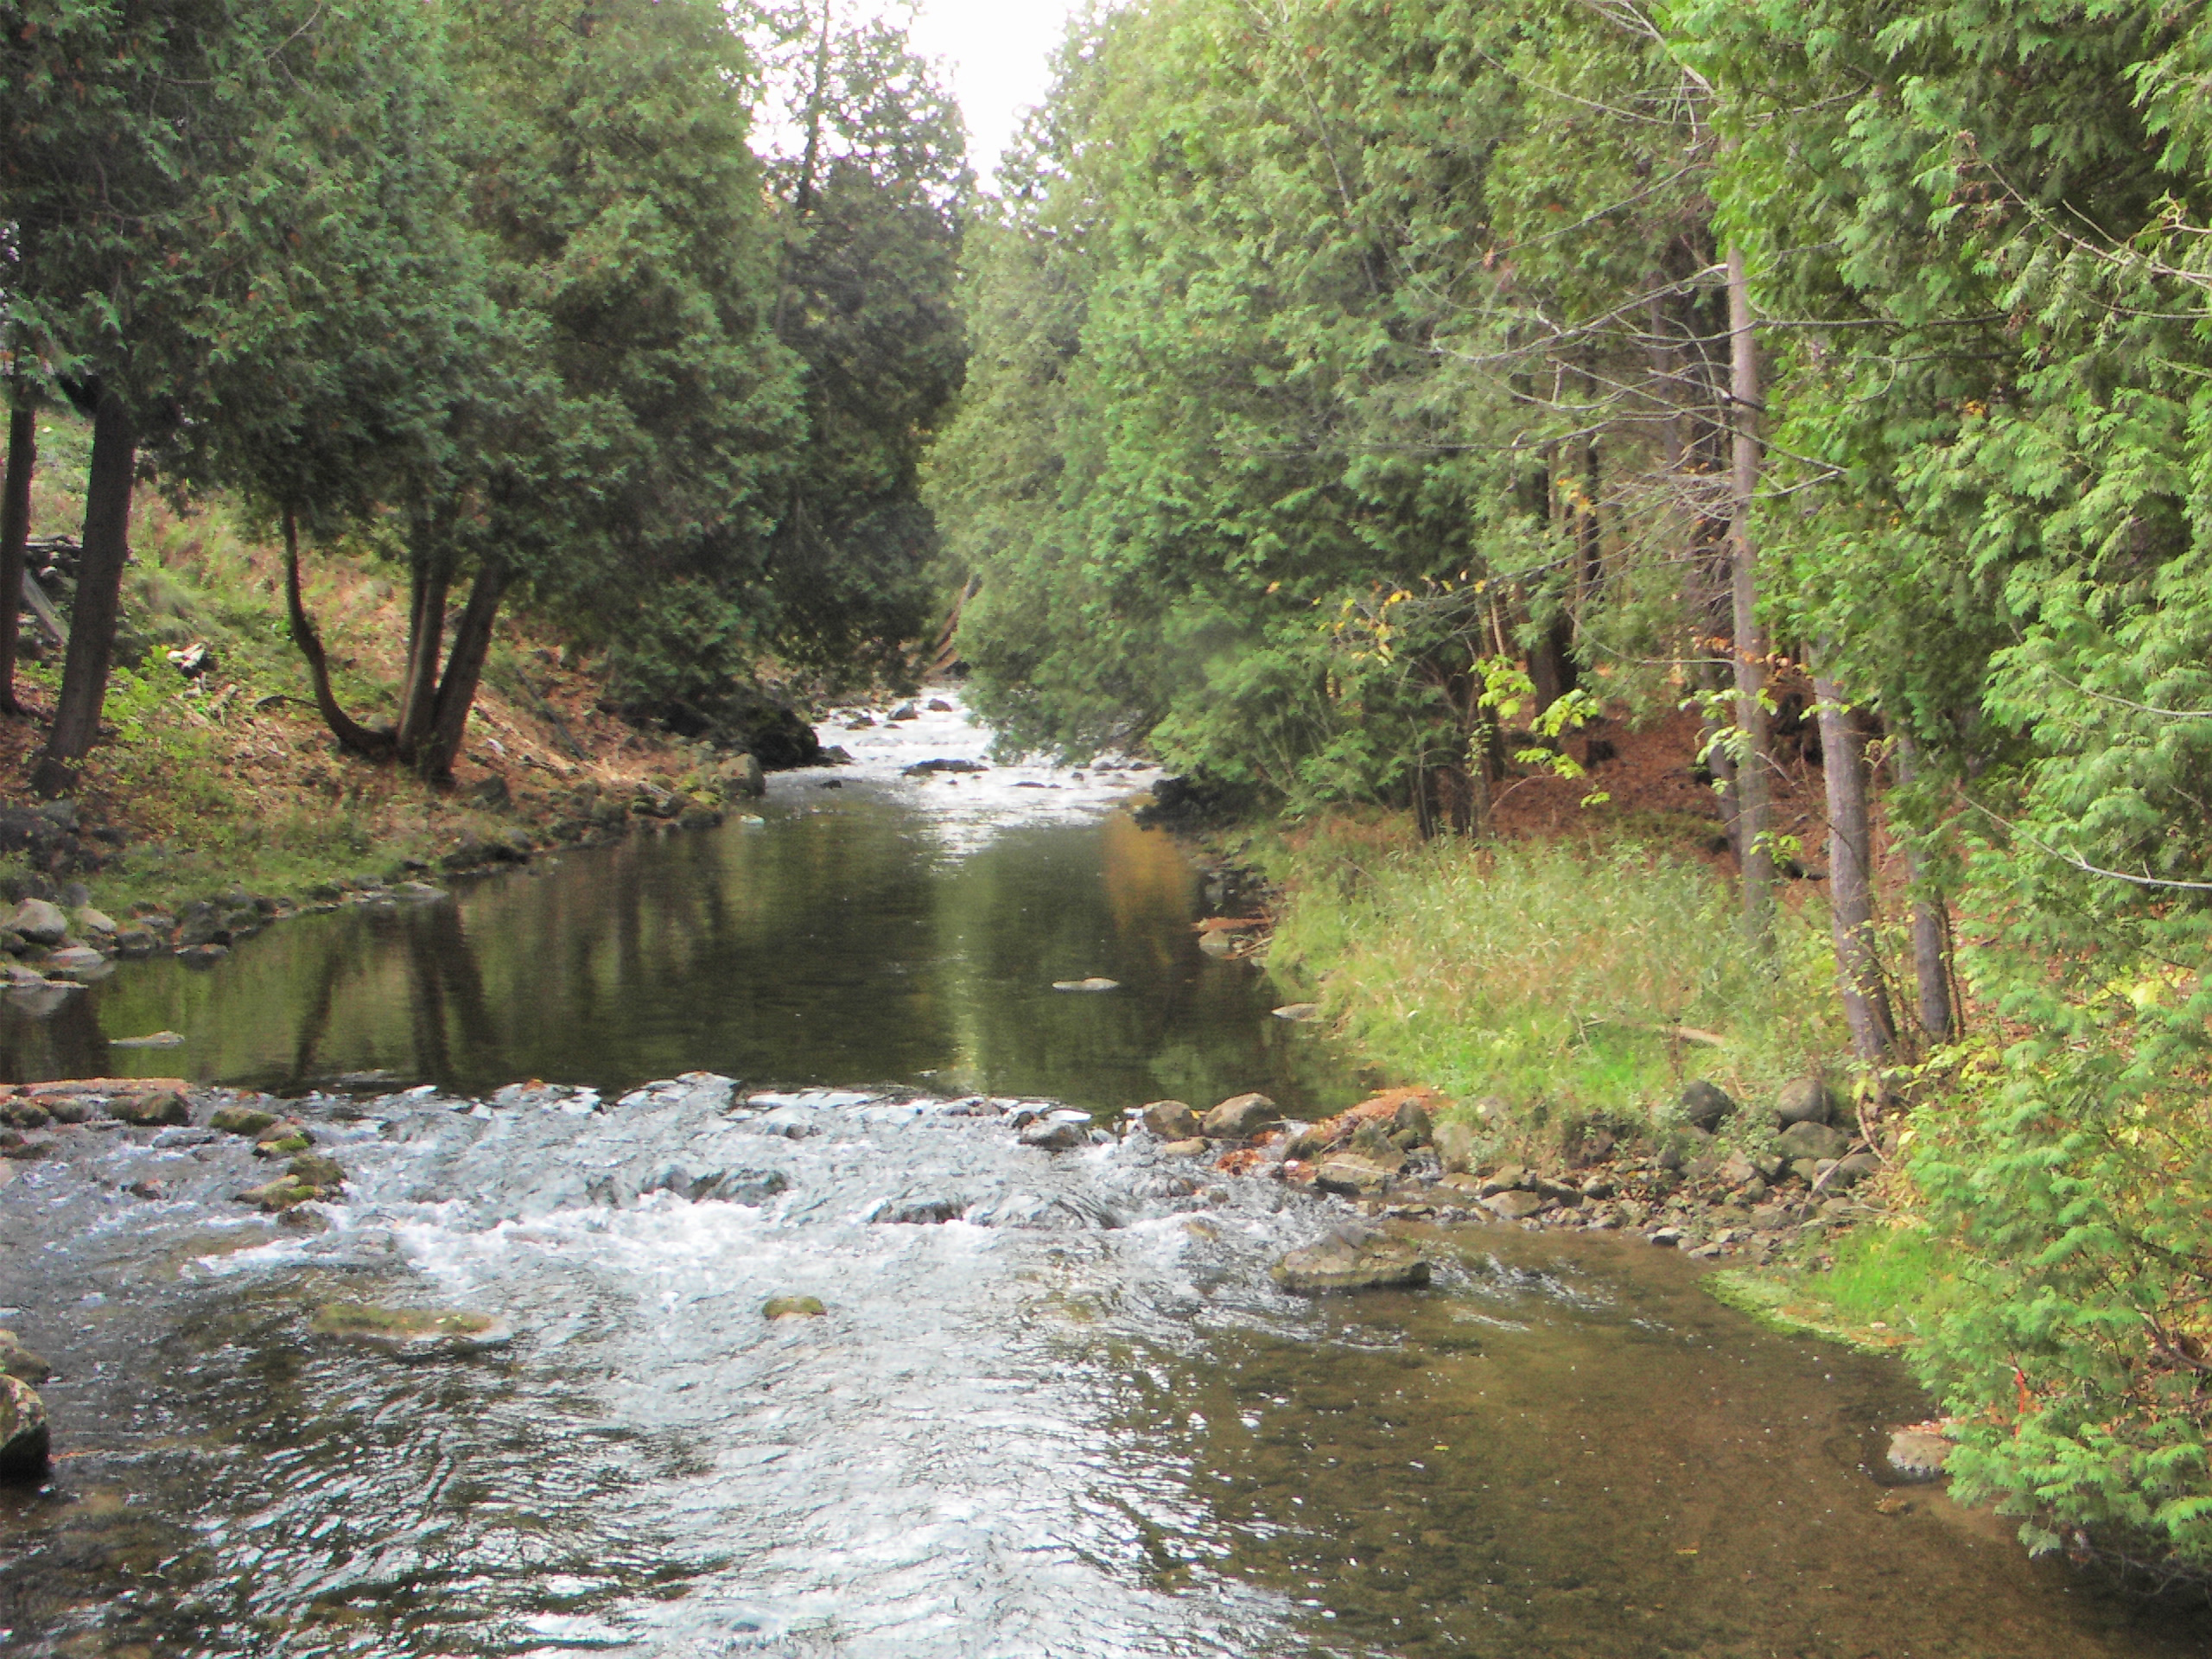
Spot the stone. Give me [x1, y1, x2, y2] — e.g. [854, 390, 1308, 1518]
[0, 1332, 51, 1385]
[1202, 1092, 1279, 1140]
[105, 1090, 188, 1128]
[874, 1198, 963, 1224]
[1477, 1165, 1527, 1198]
[238, 1176, 318, 1211]
[1020, 1116, 1091, 1152]
[1051, 976, 1120, 992]
[174, 903, 232, 949]
[0, 1101, 48, 1130]
[111, 927, 161, 957]
[1887, 1428, 1951, 1483]
[73, 906, 116, 938]
[1718, 1151, 1758, 1188]
[1681, 1079, 1737, 1132]
[1141, 1100, 1202, 1141]
[44, 945, 111, 982]
[254, 1121, 314, 1156]
[1777, 1120, 1851, 1163]
[1775, 1077, 1836, 1128]
[1484, 1190, 1545, 1222]
[763, 1296, 827, 1320]
[176, 943, 230, 966]
[1824, 1152, 1883, 1190]
[210, 1104, 280, 1136]
[288, 1154, 346, 1192]
[0, 1376, 49, 1481]
[1271, 1226, 1432, 1294]
[720, 753, 767, 798]
[1312, 1153, 1404, 1197]
[1431, 1120, 1478, 1173]
[4, 899, 67, 947]
[309, 1303, 512, 1357]
[1788, 1158, 1823, 1185]
[1283, 1121, 1338, 1161]
[1392, 1099, 1434, 1144]
[1160, 1138, 1208, 1158]
[110, 1028, 184, 1046]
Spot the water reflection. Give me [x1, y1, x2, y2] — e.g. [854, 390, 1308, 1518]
[0, 798, 1358, 1116]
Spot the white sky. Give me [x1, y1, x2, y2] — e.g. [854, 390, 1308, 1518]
[900, 0, 1081, 177]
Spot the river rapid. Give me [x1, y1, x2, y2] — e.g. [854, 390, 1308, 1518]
[0, 701, 2204, 1657]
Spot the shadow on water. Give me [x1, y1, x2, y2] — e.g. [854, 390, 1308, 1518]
[0, 800, 1358, 1114]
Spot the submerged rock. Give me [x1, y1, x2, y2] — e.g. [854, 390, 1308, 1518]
[763, 1296, 827, 1320]
[1020, 1114, 1093, 1151]
[310, 1303, 512, 1358]
[1271, 1226, 1432, 1295]
[238, 1176, 319, 1212]
[1051, 976, 1120, 992]
[210, 1103, 281, 1136]
[1312, 1153, 1403, 1197]
[1887, 1427, 1951, 1483]
[872, 1197, 963, 1224]
[0, 1376, 49, 1481]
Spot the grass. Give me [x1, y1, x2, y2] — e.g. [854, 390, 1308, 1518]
[1258, 811, 1846, 1149]
[1708, 1222, 1970, 1354]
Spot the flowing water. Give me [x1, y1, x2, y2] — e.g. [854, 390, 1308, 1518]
[0, 702, 2204, 1657]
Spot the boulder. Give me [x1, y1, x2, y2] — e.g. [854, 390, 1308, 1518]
[1141, 1100, 1202, 1141]
[0, 1332, 51, 1385]
[0, 1376, 49, 1481]
[209, 1104, 280, 1137]
[1284, 1120, 1339, 1161]
[105, 1090, 188, 1128]
[873, 1198, 963, 1224]
[1484, 1190, 1545, 1222]
[1886, 1427, 1950, 1483]
[1202, 1092, 1279, 1141]
[0, 1101, 48, 1130]
[288, 1154, 346, 1192]
[44, 945, 111, 982]
[1822, 1151, 1884, 1191]
[1312, 1153, 1404, 1197]
[254, 1121, 314, 1156]
[1681, 1079, 1737, 1132]
[4, 899, 67, 947]
[1392, 1099, 1434, 1145]
[111, 927, 162, 957]
[1271, 1226, 1431, 1294]
[718, 753, 767, 799]
[1777, 1120, 1851, 1163]
[174, 903, 232, 950]
[73, 907, 117, 938]
[1160, 1138, 1208, 1158]
[763, 1296, 827, 1320]
[238, 1176, 318, 1211]
[1020, 1115, 1092, 1151]
[1775, 1077, 1836, 1128]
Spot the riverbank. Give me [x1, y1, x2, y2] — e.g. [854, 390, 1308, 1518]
[0, 486, 825, 988]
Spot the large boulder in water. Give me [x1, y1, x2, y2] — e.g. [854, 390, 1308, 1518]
[1272, 1227, 1431, 1295]
[0, 1376, 50, 1481]
[1141, 1100, 1201, 1141]
[1202, 1092, 1278, 1141]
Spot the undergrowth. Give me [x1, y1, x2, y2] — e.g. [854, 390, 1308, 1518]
[1258, 812, 1846, 1138]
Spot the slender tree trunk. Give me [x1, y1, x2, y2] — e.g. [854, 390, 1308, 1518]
[1895, 734, 1955, 1042]
[395, 550, 451, 754]
[1524, 448, 1577, 712]
[282, 507, 395, 760]
[417, 562, 510, 782]
[1726, 244, 1774, 941]
[35, 388, 135, 793]
[0, 393, 33, 715]
[1815, 668, 1896, 1060]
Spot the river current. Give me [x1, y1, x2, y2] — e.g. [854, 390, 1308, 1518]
[0, 702, 2202, 1656]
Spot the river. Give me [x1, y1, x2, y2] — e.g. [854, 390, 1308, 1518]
[0, 700, 2202, 1656]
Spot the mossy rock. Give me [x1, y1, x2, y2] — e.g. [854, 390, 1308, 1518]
[310, 1303, 512, 1357]
[209, 1104, 280, 1136]
[0, 1376, 49, 1482]
[105, 1090, 188, 1128]
[0, 1331, 51, 1385]
[252, 1126, 313, 1157]
[287, 1154, 346, 1192]
[762, 1295, 827, 1320]
[237, 1176, 317, 1212]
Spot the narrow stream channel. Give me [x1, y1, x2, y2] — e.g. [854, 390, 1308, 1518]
[0, 702, 2203, 1656]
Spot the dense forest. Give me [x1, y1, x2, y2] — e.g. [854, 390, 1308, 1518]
[1, 0, 967, 784]
[13, 0, 2212, 1589]
[929, 0, 2212, 1580]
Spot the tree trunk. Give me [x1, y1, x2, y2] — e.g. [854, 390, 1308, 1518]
[1815, 669, 1896, 1061]
[1524, 448, 1578, 713]
[1726, 244, 1774, 942]
[35, 388, 135, 793]
[283, 507, 395, 760]
[0, 393, 33, 715]
[1895, 734, 1955, 1042]
[395, 548, 451, 755]
[416, 562, 510, 782]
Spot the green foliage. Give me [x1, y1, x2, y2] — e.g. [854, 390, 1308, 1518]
[1262, 821, 1841, 1128]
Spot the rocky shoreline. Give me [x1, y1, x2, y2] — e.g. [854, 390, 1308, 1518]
[0, 1062, 1933, 1493]
[0, 754, 772, 1014]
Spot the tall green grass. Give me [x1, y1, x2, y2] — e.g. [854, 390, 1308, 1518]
[1262, 817, 1845, 1135]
